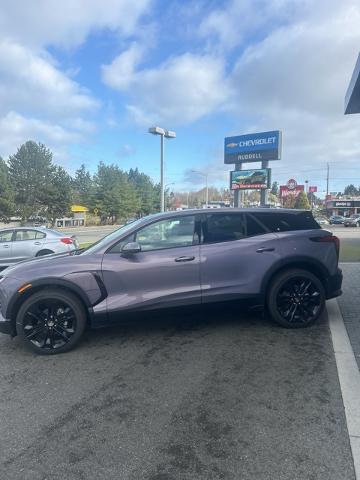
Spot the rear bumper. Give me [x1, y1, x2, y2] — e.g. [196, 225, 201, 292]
[325, 268, 343, 299]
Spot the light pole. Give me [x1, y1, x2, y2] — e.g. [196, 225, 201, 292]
[164, 182, 175, 211]
[191, 170, 208, 207]
[149, 127, 176, 212]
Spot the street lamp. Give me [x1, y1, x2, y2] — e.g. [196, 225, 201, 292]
[149, 127, 176, 212]
[191, 170, 208, 207]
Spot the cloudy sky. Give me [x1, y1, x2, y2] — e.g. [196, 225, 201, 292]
[0, 0, 360, 195]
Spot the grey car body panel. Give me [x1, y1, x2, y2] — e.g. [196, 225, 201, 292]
[200, 233, 281, 302]
[0, 209, 342, 334]
[102, 244, 201, 321]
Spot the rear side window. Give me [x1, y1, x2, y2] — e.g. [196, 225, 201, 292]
[250, 212, 320, 232]
[203, 213, 246, 243]
[245, 214, 268, 237]
[15, 230, 38, 241]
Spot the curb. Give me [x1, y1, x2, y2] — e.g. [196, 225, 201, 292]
[328, 298, 360, 479]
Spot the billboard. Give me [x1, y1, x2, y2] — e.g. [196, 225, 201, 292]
[224, 130, 282, 164]
[308, 186, 317, 193]
[230, 168, 271, 190]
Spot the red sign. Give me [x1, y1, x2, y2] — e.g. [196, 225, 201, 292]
[308, 186, 317, 193]
[286, 178, 298, 190]
[280, 185, 304, 198]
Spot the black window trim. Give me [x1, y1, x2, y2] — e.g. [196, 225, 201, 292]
[106, 213, 202, 254]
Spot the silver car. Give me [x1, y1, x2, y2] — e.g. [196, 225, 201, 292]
[0, 227, 78, 267]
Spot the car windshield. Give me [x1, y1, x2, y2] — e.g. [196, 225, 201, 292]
[81, 218, 145, 254]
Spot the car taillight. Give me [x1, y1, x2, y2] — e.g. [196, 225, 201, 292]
[60, 237, 73, 245]
[310, 235, 340, 258]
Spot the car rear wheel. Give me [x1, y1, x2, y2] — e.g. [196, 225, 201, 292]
[267, 269, 325, 328]
[16, 289, 87, 354]
[36, 249, 54, 257]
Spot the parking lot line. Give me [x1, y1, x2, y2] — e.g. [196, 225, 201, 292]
[328, 298, 360, 479]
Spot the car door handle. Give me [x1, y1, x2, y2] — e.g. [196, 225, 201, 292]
[34, 242, 42, 245]
[2, 244, 10, 248]
[175, 256, 195, 262]
[256, 247, 275, 253]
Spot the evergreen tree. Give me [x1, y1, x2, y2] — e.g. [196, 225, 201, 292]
[271, 181, 279, 196]
[72, 164, 95, 209]
[46, 166, 72, 226]
[0, 157, 14, 221]
[128, 168, 159, 215]
[94, 163, 140, 223]
[8, 141, 55, 221]
[344, 184, 359, 196]
[294, 191, 311, 209]
[283, 195, 297, 208]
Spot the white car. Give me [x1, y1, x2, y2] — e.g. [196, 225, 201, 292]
[0, 227, 78, 267]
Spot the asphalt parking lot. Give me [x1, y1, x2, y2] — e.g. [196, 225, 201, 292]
[0, 303, 355, 480]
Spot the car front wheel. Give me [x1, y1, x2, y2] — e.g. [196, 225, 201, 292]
[16, 289, 87, 354]
[267, 269, 325, 328]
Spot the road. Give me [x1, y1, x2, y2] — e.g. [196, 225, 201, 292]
[0, 303, 354, 480]
[60, 223, 360, 245]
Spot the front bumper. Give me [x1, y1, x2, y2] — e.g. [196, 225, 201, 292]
[0, 310, 14, 335]
[325, 268, 343, 299]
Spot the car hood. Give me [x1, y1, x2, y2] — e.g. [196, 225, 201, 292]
[1, 252, 103, 280]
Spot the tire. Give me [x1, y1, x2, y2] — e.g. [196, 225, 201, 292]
[36, 249, 54, 257]
[267, 269, 325, 328]
[16, 289, 87, 355]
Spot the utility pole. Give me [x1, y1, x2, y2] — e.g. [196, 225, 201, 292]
[326, 163, 329, 197]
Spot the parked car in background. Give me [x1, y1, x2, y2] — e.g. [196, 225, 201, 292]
[314, 217, 329, 226]
[0, 227, 78, 268]
[0, 209, 342, 355]
[344, 214, 360, 227]
[329, 215, 344, 225]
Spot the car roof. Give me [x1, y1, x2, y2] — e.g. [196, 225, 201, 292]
[146, 208, 312, 218]
[0, 226, 61, 234]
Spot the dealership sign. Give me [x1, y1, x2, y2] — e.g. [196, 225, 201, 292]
[230, 168, 271, 190]
[224, 131, 282, 164]
[308, 186, 317, 193]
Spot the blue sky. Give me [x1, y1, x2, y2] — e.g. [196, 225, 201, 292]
[0, 0, 360, 196]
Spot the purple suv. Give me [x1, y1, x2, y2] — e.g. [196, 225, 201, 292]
[0, 209, 342, 354]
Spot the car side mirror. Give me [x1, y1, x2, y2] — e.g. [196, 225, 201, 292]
[121, 241, 141, 255]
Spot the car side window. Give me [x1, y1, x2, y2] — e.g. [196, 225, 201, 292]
[35, 232, 46, 239]
[203, 213, 246, 244]
[108, 233, 136, 254]
[0, 230, 13, 242]
[245, 214, 269, 237]
[134, 216, 196, 252]
[15, 230, 38, 241]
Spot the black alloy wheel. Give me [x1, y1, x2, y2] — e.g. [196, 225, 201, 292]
[17, 289, 87, 354]
[267, 269, 325, 328]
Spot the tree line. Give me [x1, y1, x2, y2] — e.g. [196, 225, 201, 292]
[0, 141, 161, 225]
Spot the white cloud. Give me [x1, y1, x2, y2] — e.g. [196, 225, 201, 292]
[0, 40, 98, 119]
[224, 1, 360, 188]
[102, 51, 231, 125]
[0, 0, 151, 48]
[102, 43, 144, 90]
[0, 111, 83, 158]
[0, 0, 151, 162]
